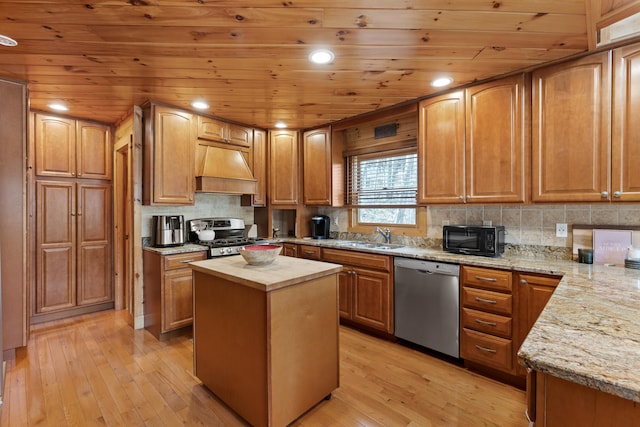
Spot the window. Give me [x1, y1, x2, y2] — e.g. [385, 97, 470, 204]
[346, 149, 418, 226]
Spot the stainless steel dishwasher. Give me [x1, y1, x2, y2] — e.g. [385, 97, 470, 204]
[394, 258, 460, 358]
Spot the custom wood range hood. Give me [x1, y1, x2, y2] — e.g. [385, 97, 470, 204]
[195, 145, 257, 195]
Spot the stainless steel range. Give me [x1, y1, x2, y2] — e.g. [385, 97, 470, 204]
[187, 218, 263, 257]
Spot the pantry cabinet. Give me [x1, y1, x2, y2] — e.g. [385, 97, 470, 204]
[35, 181, 112, 314]
[251, 129, 267, 206]
[143, 104, 196, 205]
[269, 129, 299, 206]
[532, 51, 612, 202]
[302, 127, 332, 205]
[35, 113, 112, 180]
[322, 248, 393, 334]
[143, 250, 207, 339]
[418, 74, 527, 204]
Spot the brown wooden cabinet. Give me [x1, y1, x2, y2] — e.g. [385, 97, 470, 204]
[303, 127, 332, 205]
[418, 74, 527, 204]
[251, 129, 267, 206]
[35, 180, 112, 314]
[460, 265, 515, 374]
[516, 272, 560, 376]
[612, 42, 640, 201]
[321, 248, 393, 334]
[143, 104, 196, 205]
[35, 113, 112, 180]
[143, 250, 206, 339]
[197, 115, 252, 147]
[282, 243, 298, 257]
[269, 129, 299, 205]
[298, 244, 321, 260]
[532, 51, 612, 202]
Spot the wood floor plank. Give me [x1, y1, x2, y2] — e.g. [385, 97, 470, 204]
[1, 309, 526, 426]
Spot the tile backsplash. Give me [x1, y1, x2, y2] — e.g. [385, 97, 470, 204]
[319, 204, 640, 250]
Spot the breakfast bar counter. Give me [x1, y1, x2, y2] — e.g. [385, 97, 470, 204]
[189, 255, 342, 427]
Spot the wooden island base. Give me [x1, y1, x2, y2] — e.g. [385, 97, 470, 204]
[192, 258, 340, 427]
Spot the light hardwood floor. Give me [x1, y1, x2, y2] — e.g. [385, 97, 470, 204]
[1, 310, 526, 426]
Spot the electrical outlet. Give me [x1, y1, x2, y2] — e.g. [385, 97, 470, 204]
[483, 220, 492, 226]
[442, 220, 450, 226]
[556, 223, 568, 238]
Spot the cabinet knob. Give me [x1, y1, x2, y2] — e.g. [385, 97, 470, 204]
[520, 279, 527, 284]
[613, 191, 622, 198]
[458, 195, 465, 200]
[466, 195, 471, 200]
[601, 191, 609, 198]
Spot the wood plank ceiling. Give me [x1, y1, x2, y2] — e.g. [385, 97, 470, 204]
[0, 0, 590, 129]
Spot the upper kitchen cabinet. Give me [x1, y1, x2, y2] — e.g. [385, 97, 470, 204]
[197, 115, 252, 147]
[251, 129, 267, 206]
[418, 74, 527, 204]
[143, 104, 196, 205]
[34, 113, 112, 180]
[269, 129, 299, 206]
[303, 127, 332, 205]
[612, 42, 640, 201]
[532, 51, 612, 202]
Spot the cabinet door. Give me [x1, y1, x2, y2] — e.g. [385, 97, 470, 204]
[352, 267, 392, 333]
[338, 270, 353, 320]
[612, 42, 640, 201]
[35, 114, 76, 178]
[77, 120, 112, 180]
[282, 243, 298, 257]
[197, 116, 227, 142]
[532, 52, 612, 202]
[153, 106, 195, 205]
[77, 183, 112, 306]
[418, 92, 466, 204]
[269, 130, 299, 205]
[252, 129, 267, 206]
[36, 181, 76, 313]
[163, 268, 195, 331]
[465, 75, 527, 203]
[303, 127, 332, 205]
[227, 123, 253, 147]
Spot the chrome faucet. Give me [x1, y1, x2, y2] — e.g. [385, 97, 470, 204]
[376, 227, 391, 244]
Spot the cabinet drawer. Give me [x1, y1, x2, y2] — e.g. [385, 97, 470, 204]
[462, 308, 512, 338]
[461, 328, 513, 372]
[163, 251, 207, 271]
[461, 265, 512, 292]
[462, 287, 512, 316]
[322, 248, 391, 272]
[298, 245, 321, 260]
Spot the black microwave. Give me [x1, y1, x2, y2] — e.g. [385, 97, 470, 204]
[443, 225, 505, 257]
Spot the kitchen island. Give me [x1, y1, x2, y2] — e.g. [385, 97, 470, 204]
[189, 255, 342, 427]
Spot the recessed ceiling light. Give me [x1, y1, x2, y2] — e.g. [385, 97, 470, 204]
[431, 77, 453, 88]
[309, 49, 335, 65]
[0, 34, 18, 47]
[48, 103, 68, 112]
[274, 122, 287, 129]
[191, 100, 210, 110]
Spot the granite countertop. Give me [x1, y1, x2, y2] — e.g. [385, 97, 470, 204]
[275, 237, 640, 402]
[189, 255, 343, 292]
[143, 243, 209, 255]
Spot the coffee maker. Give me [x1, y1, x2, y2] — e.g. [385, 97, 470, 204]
[152, 215, 185, 247]
[310, 215, 331, 239]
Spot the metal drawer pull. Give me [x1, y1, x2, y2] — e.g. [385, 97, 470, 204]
[475, 297, 497, 304]
[475, 345, 497, 353]
[475, 319, 497, 326]
[304, 250, 315, 254]
[475, 276, 497, 282]
[180, 259, 194, 263]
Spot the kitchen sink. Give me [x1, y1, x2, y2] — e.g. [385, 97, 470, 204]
[334, 241, 404, 250]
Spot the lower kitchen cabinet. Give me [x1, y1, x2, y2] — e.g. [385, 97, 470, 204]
[281, 243, 298, 257]
[322, 248, 393, 335]
[143, 249, 206, 340]
[298, 244, 321, 260]
[460, 265, 515, 375]
[34, 180, 113, 319]
[516, 272, 561, 376]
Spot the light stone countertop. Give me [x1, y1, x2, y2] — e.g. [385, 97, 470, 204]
[189, 255, 343, 292]
[143, 243, 209, 255]
[275, 238, 640, 402]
